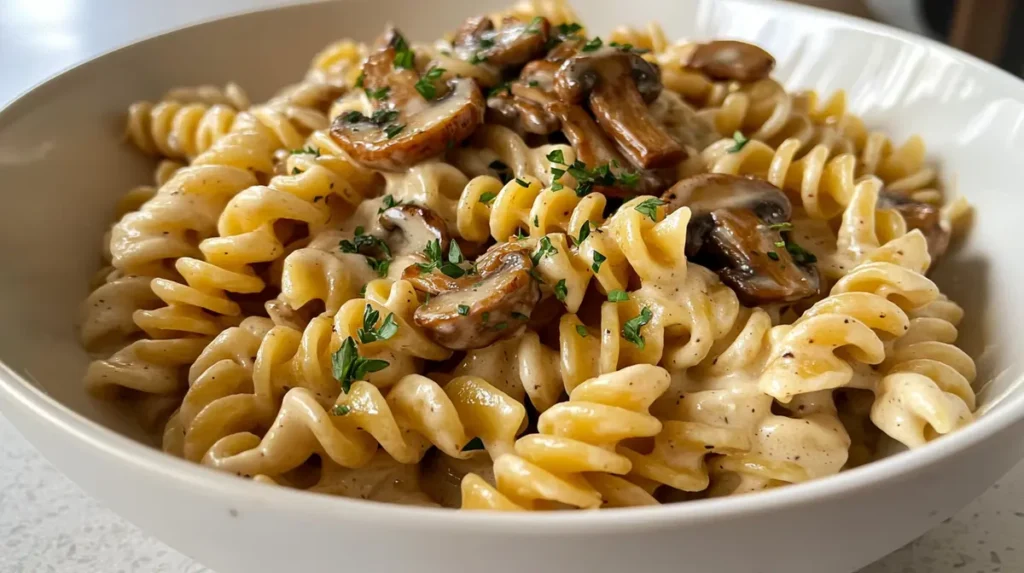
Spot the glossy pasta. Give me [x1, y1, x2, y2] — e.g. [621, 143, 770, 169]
[78, 0, 979, 510]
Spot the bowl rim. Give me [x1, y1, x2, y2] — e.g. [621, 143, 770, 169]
[2, 0, 1023, 532]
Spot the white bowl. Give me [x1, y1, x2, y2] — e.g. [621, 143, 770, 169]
[1, 1, 1023, 572]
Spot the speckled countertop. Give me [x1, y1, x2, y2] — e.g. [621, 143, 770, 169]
[1, 1, 1023, 572]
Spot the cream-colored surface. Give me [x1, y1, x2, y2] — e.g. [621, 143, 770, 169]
[73, 0, 978, 512]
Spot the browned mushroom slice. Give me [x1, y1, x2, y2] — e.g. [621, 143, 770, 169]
[686, 40, 775, 82]
[453, 16, 551, 69]
[663, 173, 819, 305]
[413, 243, 540, 350]
[554, 48, 684, 169]
[378, 205, 450, 257]
[329, 31, 485, 170]
[879, 191, 951, 260]
[486, 91, 560, 136]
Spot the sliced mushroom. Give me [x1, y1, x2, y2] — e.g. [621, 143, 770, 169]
[329, 28, 485, 170]
[686, 40, 775, 82]
[378, 204, 450, 257]
[486, 91, 560, 136]
[879, 191, 950, 260]
[554, 48, 684, 170]
[453, 16, 551, 69]
[413, 243, 540, 350]
[663, 173, 819, 305]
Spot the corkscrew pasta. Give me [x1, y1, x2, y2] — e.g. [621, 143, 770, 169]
[79, 0, 978, 510]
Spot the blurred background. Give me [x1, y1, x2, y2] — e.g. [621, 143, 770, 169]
[802, 0, 1020, 73]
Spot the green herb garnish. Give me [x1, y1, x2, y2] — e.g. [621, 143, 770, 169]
[591, 250, 607, 273]
[767, 251, 780, 261]
[728, 130, 749, 153]
[391, 33, 415, 69]
[378, 194, 402, 213]
[634, 198, 663, 222]
[575, 324, 588, 337]
[532, 236, 558, 265]
[291, 146, 321, 157]
[332, 404, 350, 416]
[554, 279, 568, 302]
[479, 191, 497, 204]
[356, 304, 399, 344]
[384, 124, 405, 139]
[365, 86, 390, 100]
[582, 37, 603, 52]
[331, 336, 389, 393]
[608, 290, 629, 302]
[416, 239, 466, 278]
[414, 66, 446, 100]
[457, 304, 470, 316]
[575, 221, 591, 246]
[622, 307, 653, 349]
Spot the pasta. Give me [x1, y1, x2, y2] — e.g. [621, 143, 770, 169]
[78, 0, 979, 510]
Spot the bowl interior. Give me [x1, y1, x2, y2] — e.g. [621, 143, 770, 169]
[0, 0, 1021, 455]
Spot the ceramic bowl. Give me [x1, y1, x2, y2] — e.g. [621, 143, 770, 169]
[1, 1, 1023, 572]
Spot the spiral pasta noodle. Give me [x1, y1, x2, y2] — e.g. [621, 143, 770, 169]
[461, 364, 669, 510]
[204, 374, 525, 478]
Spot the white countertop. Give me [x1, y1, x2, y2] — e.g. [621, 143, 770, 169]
[1, 1, 1022, 571]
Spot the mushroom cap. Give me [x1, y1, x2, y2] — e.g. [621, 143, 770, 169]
[378, 204, 451, 257]
[453, 15, 551, 69]
[663, 173, 791, 254]
[663, 173, 819, 305]
[330, 77, 485, 171]
[412, 243, 540, 350]
[686, 40, 775, 82]
[879, 191, 951, 261]
[554, 48, 663, 105]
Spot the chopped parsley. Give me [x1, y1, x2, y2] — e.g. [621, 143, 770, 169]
[531, 236, 558, 265]
[575, 324, 588, 338]
[391, 33, 415, 69]
[331, 404, 350, 416]
[488, 82, 511, 98]
[574, 221, 591, 246]
[768, 222, 794, 231]
[633, 197, 663, 222]
[582, 36, 603, 52]
[607, 290, 629, 302]
[549, 154, 640, 197]
[609, 41, 651, 54]
[547, 22, 584, 49]
[339, 227, 392, 258]
[291, 167, 301, 175]
[622, 307, 653, 349]
[553, 279, 568, 302]
[515, 228, 528, 241]
[365, 86, 390, 100]
[457, 304, 470, 316]
[728, 130, 749, 153]
[331, 336, 389, 393]
[525, 17, 544, 35]
[591, 250, 607, 273]
[416, 239, 467, 278]
[377, 194, 402, 214]
[532, 214, 539, 227]
[515, 178, 529, 188]
[493, 321, 508, 331]
[767, 251, 780, 261]
[785, 241, 818, 264]
[479, 191, 497, 204]
[354, 72, 365, 88]
[291, 145, 320, 157]
[384, 124, 405, 139]
[356, 304, 399, 344]
[528, 80, 539, 87]
[468, 52, 488, 65]
[414, 67, 446, 100]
